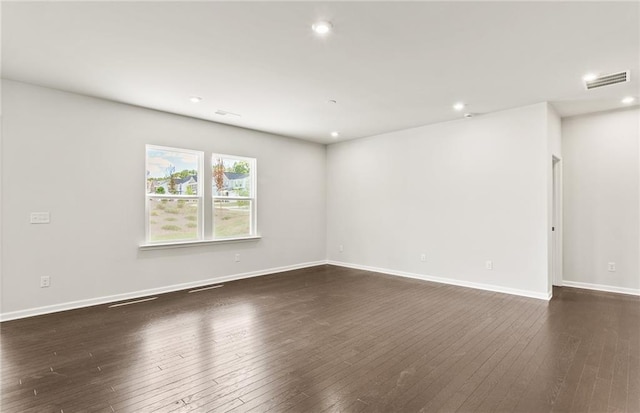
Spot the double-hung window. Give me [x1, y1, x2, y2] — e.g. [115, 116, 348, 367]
[212, 154, 256, 239]
[144, 146, 257, 246]
[145, 145, 203, 243]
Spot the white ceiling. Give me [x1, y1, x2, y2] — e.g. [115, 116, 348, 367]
[2, 1, 639, 144]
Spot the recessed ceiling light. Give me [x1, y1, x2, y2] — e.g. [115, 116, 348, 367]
[330, 131, 340, 138]
[582, 73, 598, 82]
[622, 96, 635, 104]
[463, 113, 473, 118]
[328, 99, 337, 104]
[312, 21, 333, 35]
[190, 96, 203, 103]
[453, 102, 465, 111]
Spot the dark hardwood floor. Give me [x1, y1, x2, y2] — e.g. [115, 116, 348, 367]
[1, 265, 638, 412]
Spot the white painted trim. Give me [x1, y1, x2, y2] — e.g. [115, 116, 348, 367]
[2, 258, 567, 322]
[551, 155, 564, 287]
[562, 280, 640, 296]
[140, 236, 261, 250]
[145, 144, 205, 243]
[212, 152, 258, 238]
[0, 260, 326, 322]
[328, 260, 552, 301]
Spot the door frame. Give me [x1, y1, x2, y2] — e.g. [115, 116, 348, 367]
[551, 155, 563, 287]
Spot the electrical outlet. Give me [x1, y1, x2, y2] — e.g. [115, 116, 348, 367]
[608, 262, 616, 272]
[485, 260, 493, 270]
[339, 245, 344, 253]
[234, 253, 240, 263]
[420, 253, 427, 262]
[40, 276, 50, 288]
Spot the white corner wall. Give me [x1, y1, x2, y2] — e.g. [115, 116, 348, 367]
[326, 103, 553, 299]
[562, 107, 640, 295]
[0, 80, 327, 319]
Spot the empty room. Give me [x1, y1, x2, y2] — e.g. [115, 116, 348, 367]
[1, 1, 639, 412]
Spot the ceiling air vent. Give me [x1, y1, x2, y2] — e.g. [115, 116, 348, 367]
[214, 109, 241, 117]
[585, 71, 630, 90]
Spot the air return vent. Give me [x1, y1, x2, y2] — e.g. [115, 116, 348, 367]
[215, 109, 241, 117]
[585, 71, 630, 90]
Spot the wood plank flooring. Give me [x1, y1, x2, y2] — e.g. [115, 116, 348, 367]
[1, 265, 638, 412]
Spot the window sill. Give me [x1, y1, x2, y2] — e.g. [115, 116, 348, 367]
[139, 236, 261, 250]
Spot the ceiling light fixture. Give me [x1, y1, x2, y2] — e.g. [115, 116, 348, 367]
[190, 96, 203, 103]
[622, 96, 635, 104]
[312, 21, 333, 35]
[330, 131, 340, 138]
[453, 102, 465, 111]
[582, 73, 598, 82]
[463, 113, 473, 118]
[328, 99, 337, 104]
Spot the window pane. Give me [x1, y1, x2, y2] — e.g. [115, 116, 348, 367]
[212, 156, 252, 197]
[213, 200, 251, 238]
[147, 148, 199, 195]
[148, 198, 200, 241]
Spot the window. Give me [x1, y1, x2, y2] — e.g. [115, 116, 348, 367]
[146, 146, 203, 243]
[212, 154, 256, 239]
[144, 146, 257, 246]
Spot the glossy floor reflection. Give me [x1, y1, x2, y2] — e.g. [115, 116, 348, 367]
[1, 265, 639, 412]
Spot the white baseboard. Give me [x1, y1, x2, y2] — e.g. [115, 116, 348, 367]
[3, 258, 575, 322]
[562, 280, 640, 296]
[328, 260, 551, 301]
[0, 261, 327, 322]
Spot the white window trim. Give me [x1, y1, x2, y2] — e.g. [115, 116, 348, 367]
[139, 236, 262, 250]
[211, 153, 257, 240]
[145, 145, 204, 244]
[141, 147, 258, 249]
[146, 194, 200, 199]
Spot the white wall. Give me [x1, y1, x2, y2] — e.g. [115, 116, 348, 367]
[326, 103, 552, 299]
[8, 77, 632, 320]
[1, 80, 327, 319]
[562, 108, 640, 294]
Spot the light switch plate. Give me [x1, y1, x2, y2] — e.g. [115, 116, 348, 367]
[30, 212, 50, 224]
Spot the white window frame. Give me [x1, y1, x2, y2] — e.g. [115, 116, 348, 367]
[211, 153, 257, 239]
[145, 145, 204, 244]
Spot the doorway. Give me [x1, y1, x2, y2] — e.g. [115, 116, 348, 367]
[551, 156, 563, 287]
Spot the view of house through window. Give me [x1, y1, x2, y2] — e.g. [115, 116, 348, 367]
[145, 146, 256, 244]
[212, 155, 255, 239]
[146, 146, 203, 242]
